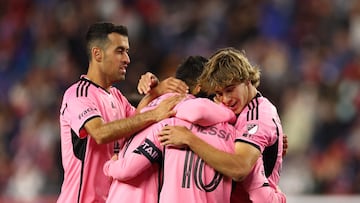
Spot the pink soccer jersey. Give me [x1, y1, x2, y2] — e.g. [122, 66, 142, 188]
[230, 93, 285, 203]
[104, 118, 238, 203]
[160, 120, 238, 203]
[57, 76, 136, 203]
[145, 93, 236, 126]
[103, 93, 236, 203]
[104, 125, 160, 203]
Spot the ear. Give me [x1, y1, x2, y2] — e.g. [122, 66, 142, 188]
[191, 84, 201, 95]
[92, 47, 102, 62]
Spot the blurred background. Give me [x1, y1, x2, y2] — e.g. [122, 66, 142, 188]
[0, 0, 359, 202]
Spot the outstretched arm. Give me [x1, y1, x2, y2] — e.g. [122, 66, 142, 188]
[158, 125, 259, 181]
[85, 94, 183, 144]
[103, 152, 152, 181]
[175, 98, 236, 126]
[104, 138, 163, 181]
[137, 72, 189, 110]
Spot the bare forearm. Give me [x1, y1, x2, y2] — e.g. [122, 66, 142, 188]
[159, 125, 259, 181]
[93, 110, 157, 144]
[92, 95, 181, 144]
[185, 135, 244, 180]
[136, 92, 159, 112]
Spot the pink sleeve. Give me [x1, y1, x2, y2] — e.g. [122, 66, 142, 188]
[248, 186, 286, 203]
[103, 137, 163, 181]
[67, 97, 101, 138]
[103, 152, 152, 181]
[235, 115, 279, 153]
[175, 98, 236, 126]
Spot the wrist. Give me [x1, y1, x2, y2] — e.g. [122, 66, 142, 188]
[184, 131, 197, 147]
[149, 86, 162, 97]
[142, 109, 159, 123]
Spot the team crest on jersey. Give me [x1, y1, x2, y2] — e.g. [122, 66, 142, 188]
[247, 123, 258, 134]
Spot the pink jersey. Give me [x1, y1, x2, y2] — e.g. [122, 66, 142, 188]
[104, 118, 238, 203]
[144, 93, 236, 126]
[58, 76, 136, 203]
[159, 120, 238, 203]
[231, 93, 286, 203]
[103, 93, 236, 203]
[104, 126, 160, 203]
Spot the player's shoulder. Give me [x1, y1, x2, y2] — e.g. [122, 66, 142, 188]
[63, 80, 80, 99]
[65, 78, 106, 98]
[244, 94, 277, 117]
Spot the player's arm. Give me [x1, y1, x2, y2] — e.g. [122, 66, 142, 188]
[103, 152, 152, 181]
[175, 98, 236, 126]
[248, 185, 286, 203]
[137, 72, 159, 95]
[103, 138, 162, 181]
[159, 125, 260, 181]
[137, 72, 188, 95]
[136, 73, 189, 111]
[85, 95, 183, 144]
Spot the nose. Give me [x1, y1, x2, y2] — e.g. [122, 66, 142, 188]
[124, 52, 130, 64]
[221, 94, 232, 106]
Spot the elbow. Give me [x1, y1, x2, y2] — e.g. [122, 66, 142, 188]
[229, 165, 253, 182]
[230, 171, 247, 182]
[114, 173, 137, 181]
[232, 173, 247, 182]
[110, 165, 138, 181]
[92, 133, 108, 144]
[95, 139, 106, 145]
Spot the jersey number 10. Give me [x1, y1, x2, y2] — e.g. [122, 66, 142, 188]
[181, 149, 223, 192]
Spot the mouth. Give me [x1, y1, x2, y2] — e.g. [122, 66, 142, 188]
[119, 68, 126, 74]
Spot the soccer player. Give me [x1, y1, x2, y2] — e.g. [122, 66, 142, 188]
[159, 47, 286, 202]
[103, 56, 238, 203]
[57, 22, 188, 203]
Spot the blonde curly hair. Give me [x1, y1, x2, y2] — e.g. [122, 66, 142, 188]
[198, 47, 261, 94]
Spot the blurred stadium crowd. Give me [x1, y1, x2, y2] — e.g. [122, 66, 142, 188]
[0, 0, 359, 201]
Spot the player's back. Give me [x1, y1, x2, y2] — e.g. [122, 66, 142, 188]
[159, 118, 237, 203]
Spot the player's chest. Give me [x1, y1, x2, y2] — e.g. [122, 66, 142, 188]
[96, 93, 126, 120]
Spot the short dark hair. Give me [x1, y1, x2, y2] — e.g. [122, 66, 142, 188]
[85, 22, 128, 60]
[175, 55, 208, 95]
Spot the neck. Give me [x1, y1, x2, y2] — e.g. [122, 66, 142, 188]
[86, 64, 111, 90]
